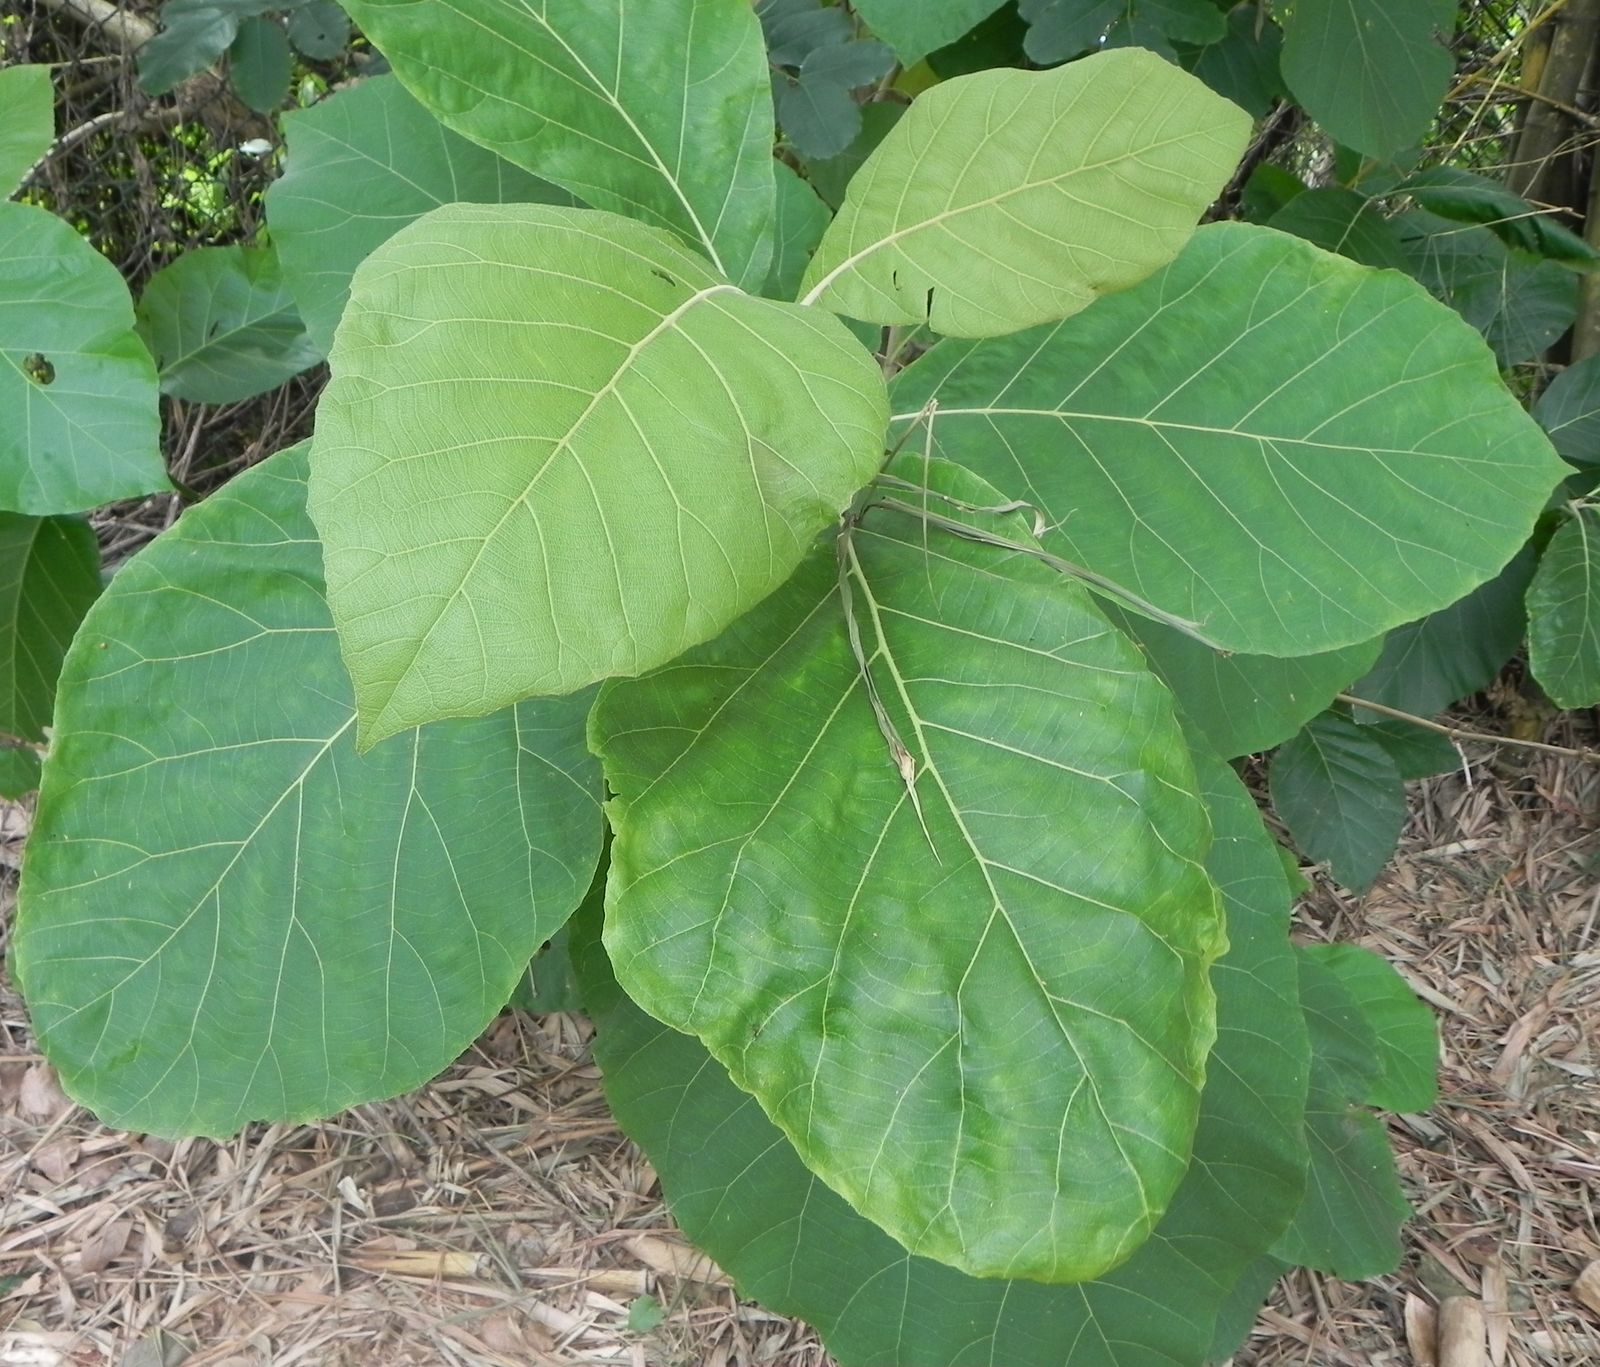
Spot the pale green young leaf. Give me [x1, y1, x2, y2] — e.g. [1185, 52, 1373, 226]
[0, 513, 101, 742]
[1272, 713, 1405, 893]
[593, 463, 1224, 1284]
[136, 245, 322, 404]
[581, 751, 1309, 1363]
[264, 75, 565, 356]
[311, 204, 887, 745]
[891, 224, 1567, 658]
[0, 203, 168, 514]
[14, 445, 602, 1137]
[1279, 0, 1454, 158]
[0, 65, 54, 197]
[1527, 506, 1600, 709]
[798, 49, 1251, 337]
[335, 0, 777, 287]
[1301, 944, 1438, 1113]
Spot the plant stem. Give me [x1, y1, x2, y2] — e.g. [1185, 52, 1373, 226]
[1336, 694, 1600, 764]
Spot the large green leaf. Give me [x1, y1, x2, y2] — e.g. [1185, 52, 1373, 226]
[335, 0, 776, 288]
[1020, 0, 1225, 63]
[265, 75, 564, 356]
[1179, 3, 1283, 118]
[593, 463, 1224, 1284]
[1271, 712, 1404, 893]
[852, 0, 1010, 66]
[1534, 353, 1600, 467]
[0, 65, 53, 197]
[1349, 546, 1537, 721]
[1301, 944, 1437, 1113]
[1109, 607, 1382, 760]
[798, 50, 1250, 337]
[1398, 210, 1580, 368]
[1267, 187, 1407, 271]
[582, 751, 1309, 1365]
[1271, 948, 1412, 1279]
[891, 222, 1567, 658]
[1392, 166, 1600, 268]
[312, 204, 886, 744]
[0, 203, 168, 514]
[0, 513, 101, 742]
[14, 444, 603, 1136]
[135, 245, 321, 404]
[0, 744, 40, 799]
[1527, 506, 1600, 709]
[138, 0, 278, 95]
[228, 14, 292, 113]
[1279, 0, 1454, 157]
[764, 160, 832, 301]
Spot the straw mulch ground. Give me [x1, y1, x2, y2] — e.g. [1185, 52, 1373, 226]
[0, 739, 1594, 1367]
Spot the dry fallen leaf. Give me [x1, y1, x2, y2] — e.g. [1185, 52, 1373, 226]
[17, 1066, 69, 1122]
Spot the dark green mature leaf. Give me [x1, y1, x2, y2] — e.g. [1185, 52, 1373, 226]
[1179, 3, 1283, 117]
[1398, 210, 1580, 368]
[1272, 712, 1404, 892]
[285, 0, 348, 58]
[925, 3, 1032, 78]
[804, 100, 903, 210]
[1302, 944, 1437, 1113]
[1208, 1256, 1289, 1364]
[0, 203, 168, 514]
[0, 744, 40, 799]
[1267, 188, 1407, 271]
[1527, 506, 1600, 708]
[892, 223, 1567, 658]
[0, 65, 54, 196]
[311, 204, 887, 744]
[594, 463, 1224, 1284]
[1110, 607, 1381, 759]
[758, 0, 853, 66]
[1271, 949, 1412, 1278]
[852, 0, 1009, 65]
[775, 40, 895, 161]
[1021, 0, 1225, 62]
[1350, 546, 1537, 720]
[582, 751, 1309, 1364]
[764, 161, 832, 300]
[1393, 166, 1600, 268]
[14, 445, 602, 1137]
[1534, 353, 1600, 467]
[799, 50, 1250, 336]
[1365, 718, 1459, 780]
[228, 16, 292, 113]
[1279, 0, 1454, 157]
[336, 0, 777, 287]
[0, 513, 101, 742]
[136, 246, 321, 404]
[139, 0, 277, 95]
[265, 75, 563, 355]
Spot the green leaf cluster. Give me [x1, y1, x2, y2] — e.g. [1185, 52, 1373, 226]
[5, 8, 1578, 1365]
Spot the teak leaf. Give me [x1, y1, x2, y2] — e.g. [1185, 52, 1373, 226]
[892, 223, 1568, 657]
[311, 204, 887, 744]
[1527, 506, 1600, 709]
[14, 445, 603, 1136]
[0, 203, 169, 514]
[335, 0, 777, 287]
[0, 65, 54, 197]
[583, 751, 1308, 1364]
[135, 245, 322, 404]
[265, 75, 566, 356]
[593, 465, 1224, 1284]
[0, 513, 101, 742]
[1301, 944, 1438, 1114]
[799, 50, 1250, 335]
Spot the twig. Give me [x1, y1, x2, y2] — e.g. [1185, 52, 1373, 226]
[33, 0, 155, 51]
[1453, 72, 1600, 130]
[1337, 694, 1600, 764]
